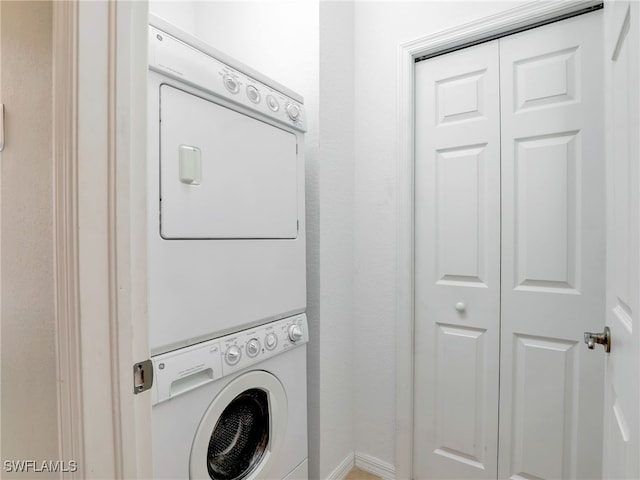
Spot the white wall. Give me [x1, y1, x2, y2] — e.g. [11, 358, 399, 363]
[318, 1, 355, 478]
[0, 1, 58, 476]
[352, 0, 523, 468]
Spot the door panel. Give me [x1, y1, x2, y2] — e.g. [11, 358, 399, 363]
[433, 323, 487, 468]
[414, 40, 501, 480]
[499, 12, 605, 480]
[509, 335, 579, 479]
[513, 132, 580, 292]
[435, 144, 490, 286]
[603, 2, 640, 478]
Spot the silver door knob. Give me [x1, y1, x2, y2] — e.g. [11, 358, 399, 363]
[584, 326, 611, 353]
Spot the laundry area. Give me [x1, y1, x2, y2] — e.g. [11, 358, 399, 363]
[0, 1, 638, 480]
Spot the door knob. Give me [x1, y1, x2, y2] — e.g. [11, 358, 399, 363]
[584, 326, 611, 353]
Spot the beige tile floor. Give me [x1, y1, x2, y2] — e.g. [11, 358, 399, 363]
[344, 468, 383, 480]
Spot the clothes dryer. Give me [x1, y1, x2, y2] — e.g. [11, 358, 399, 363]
[151, 314, 308, 480]
[147, 16, 307, 355]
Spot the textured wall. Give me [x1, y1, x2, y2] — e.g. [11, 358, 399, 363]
[0, 1, 58, 476]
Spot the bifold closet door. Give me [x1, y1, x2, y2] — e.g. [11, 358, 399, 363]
[414, 40, 501, 480]
[498, 12, 604, 480]
[414, 11, 605, 480]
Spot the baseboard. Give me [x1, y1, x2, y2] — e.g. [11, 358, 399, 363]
[326, 453, 355, 480]
[355, 452, 396, 480]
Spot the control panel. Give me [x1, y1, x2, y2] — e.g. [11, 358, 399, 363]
[219, 313, 307, 376]
[148, 26, 306, 132]
[151, 314, 308, 405]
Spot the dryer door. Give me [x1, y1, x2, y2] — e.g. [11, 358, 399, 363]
[190, 371, 288, 480]
[159, 85, 298, 240]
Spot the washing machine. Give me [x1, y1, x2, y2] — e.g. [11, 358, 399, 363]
[147, 16, 307, 355]
[151, 314, 308, 480]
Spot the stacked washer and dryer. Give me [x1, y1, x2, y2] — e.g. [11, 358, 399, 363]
[147, 15, 308, 480]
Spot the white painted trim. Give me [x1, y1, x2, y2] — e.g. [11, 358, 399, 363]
[394, 2, 601, 479]
[395, 30, 416, 480]
[53, 1, 150, 478]
[404, 0, 602, 61]
[52, 2, 84, 476]
[326, 453, 355, 480]
[355, 452, 396, 480]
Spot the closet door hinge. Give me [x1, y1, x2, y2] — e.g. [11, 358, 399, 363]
[133, 359, 154, 394]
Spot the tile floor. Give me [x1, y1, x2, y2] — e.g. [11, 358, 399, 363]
[344, 468, 382, 480]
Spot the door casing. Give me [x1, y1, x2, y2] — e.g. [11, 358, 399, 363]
[52, 1, 152, 477]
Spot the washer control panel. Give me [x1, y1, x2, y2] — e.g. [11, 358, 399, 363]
[149, 26, 305, 131]
[151, 314, 308, 405]
[219, 313, 308, 375]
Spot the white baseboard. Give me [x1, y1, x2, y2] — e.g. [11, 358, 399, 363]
[355, 452, 396, 480]
[326, 453, 355, 480]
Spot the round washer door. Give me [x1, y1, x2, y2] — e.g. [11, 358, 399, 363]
[190, 370, 288, 480]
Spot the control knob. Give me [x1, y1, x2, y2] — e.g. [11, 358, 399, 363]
[223, 74, 239, 94]
[246, 338, 260, 357]
[225, 345, 241, 365]
[246, 85, 261, 104]
[286, 103, 301, 121]
[265, 333, 278, 350]
[288, 324, 304, 343]
[266, 95, 279, 112]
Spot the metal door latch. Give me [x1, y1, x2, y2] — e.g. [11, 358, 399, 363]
[133, 359, 154, 394]
[584, 326, 611, 353]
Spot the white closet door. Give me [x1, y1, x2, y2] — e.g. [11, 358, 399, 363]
[414, 41, 501, 480]
[499, 12, 605, 480]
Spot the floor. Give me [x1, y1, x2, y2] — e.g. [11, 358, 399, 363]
[344, 468, 382, 480]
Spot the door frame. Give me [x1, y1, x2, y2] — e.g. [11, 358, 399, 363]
[52, 1, 151, 477]
[395, 1, 603, 478]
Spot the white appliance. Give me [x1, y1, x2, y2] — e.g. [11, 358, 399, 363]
[147, 16, 307, 355]
[151, 314, 309, 480]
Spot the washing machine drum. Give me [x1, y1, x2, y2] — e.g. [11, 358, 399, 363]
[190, 371, 288, 480]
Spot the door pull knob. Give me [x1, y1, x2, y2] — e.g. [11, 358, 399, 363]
[584, 326, 611, 353]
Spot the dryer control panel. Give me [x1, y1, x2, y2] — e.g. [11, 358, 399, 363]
[151, 314, 308, 405]
[148, 26, 306, 132]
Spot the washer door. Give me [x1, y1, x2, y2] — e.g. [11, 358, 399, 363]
[190, 371, 287, 480]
